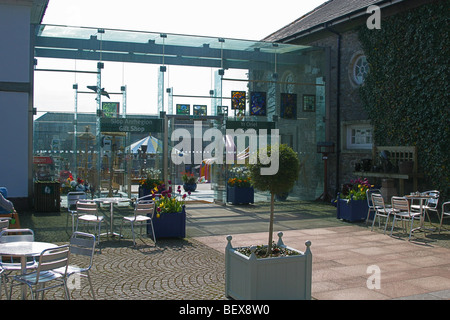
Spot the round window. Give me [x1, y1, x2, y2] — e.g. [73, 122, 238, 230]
[352, 55, 369, 85]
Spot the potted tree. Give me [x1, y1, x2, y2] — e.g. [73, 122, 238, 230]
[225, 144, 313, 300]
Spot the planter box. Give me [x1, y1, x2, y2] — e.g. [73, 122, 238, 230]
[147, 206, 186, 238]
[227, 187, 254, 205]
[336, 198, 371, 222]
[225, 232, 312, 300]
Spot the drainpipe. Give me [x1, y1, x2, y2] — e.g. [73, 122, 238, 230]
[325, 24, 341, 196]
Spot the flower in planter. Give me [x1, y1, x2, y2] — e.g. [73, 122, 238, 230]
[150, 183, 188, 217]
[139, 176, 164, 189]
[227, 166, 252, 188]
[181, 172, 197, 184]
[340, 177, 373, 202]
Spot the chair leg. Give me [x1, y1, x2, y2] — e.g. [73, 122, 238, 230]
[86, 272, 96, 300]
[131, 222, 136, 246]
[149, 220, 156, 245]
[383, 214, 390, 234]
[371, 213, 377, 231]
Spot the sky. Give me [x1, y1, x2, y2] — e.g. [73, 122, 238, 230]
[35, 0, 328, 116]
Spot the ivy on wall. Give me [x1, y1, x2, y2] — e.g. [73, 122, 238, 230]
[358, 0, 449, 197]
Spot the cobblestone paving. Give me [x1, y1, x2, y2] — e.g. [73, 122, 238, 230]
[8, 237, 226, 300]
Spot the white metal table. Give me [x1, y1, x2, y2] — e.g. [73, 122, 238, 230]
[93, 197, 131, 237]
[0, 241, 58, 299]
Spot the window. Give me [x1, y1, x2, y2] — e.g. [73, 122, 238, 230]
[352, 55, 369, 85]
[346, 124, 373, 149]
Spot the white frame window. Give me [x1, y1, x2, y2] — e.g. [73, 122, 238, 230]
[346, 124, 373, 149]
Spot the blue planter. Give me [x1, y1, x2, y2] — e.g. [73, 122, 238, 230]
[138, 186, 153, 199]
[148, 205, 186, 238]
[183, 183, 197, 192]
[227, 187, 254, 205]
[337, 197, 372, 222]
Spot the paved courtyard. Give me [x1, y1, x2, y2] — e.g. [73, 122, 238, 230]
[7, 197, 450, 300]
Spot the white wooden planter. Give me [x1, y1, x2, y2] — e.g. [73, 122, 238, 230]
[225, 232, 312, 300]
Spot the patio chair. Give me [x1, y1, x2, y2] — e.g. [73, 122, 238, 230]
[438, 201, 450, 234]
[66, 191, 87, 233]
[390, 196, 422, 240]
[120, 200, 155, 246]
[411, 190, 440, 225]
[75, 201, 104, 247]
[10, 245, 70, 300]
[0, 228, 38, 270]
[366, 189, 381, 225]
[0, 267, 6, 299]
[55, 232, 96, 299]
[370, 193, 393, 233]
[0, 220, 9, 231]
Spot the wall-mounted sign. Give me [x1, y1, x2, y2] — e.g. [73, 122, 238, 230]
[100, 118, 163, 133]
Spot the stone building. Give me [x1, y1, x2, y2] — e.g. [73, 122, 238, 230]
[264, 0, 445, 196]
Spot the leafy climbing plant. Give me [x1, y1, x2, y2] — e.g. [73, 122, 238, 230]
[358, 1, 449, 198]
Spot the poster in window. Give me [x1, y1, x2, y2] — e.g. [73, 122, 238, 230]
[193, 105, 207, 116]
[303, 94, 316, 112]
[280, 93, 297, 119]
[102, 102, 120, 118]
[231, 91, 246, 110]
[250, 92, 266, 116]
[176, 104, 190, 115]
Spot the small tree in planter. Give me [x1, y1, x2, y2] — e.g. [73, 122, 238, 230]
[247, 144, 300, 255]
[225, 144, 311, 300]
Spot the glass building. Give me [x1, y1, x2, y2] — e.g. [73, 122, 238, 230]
[33, 25, 328, 203]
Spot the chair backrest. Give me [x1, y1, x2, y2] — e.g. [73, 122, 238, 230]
[0, 219, 9, 230]
[425, 190, 440, 208]
[76, 201, 98, 216]
[371, 193, 386, 210]
[442, 201, 450, 215]
[135, 201, 154, 218]
[0, 228, 34, 243]
[67, 192, 87, 211]
[391, 196, 410, 214]
[367, 189, 381, 207]
[35, 245, 70, 282]
[69, 232, 96, 269]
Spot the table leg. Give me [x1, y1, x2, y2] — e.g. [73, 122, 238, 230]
[20, 257, 27, 300]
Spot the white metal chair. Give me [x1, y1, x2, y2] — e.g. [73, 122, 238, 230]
[75, 201, 104, 246]
[120, 200, 155, 246]
[66, 191, 87, 233]
[366, 189, 381, 224]
[439, 201, 450, 234]
[0, 219, 9, 231]
[370, 193, 393, 233]
[390, 196, 422, 240]
[55, 232, 96, 299]
[411, 190, 440, 225]
[0, 229, 38, 270]
[0, 267, 6, 299]
[10, 245, 70, 300]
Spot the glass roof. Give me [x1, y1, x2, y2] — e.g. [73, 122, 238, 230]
[35, 25, 315, 69]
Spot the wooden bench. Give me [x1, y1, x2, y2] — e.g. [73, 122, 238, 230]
[355, 146, 422, 195]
